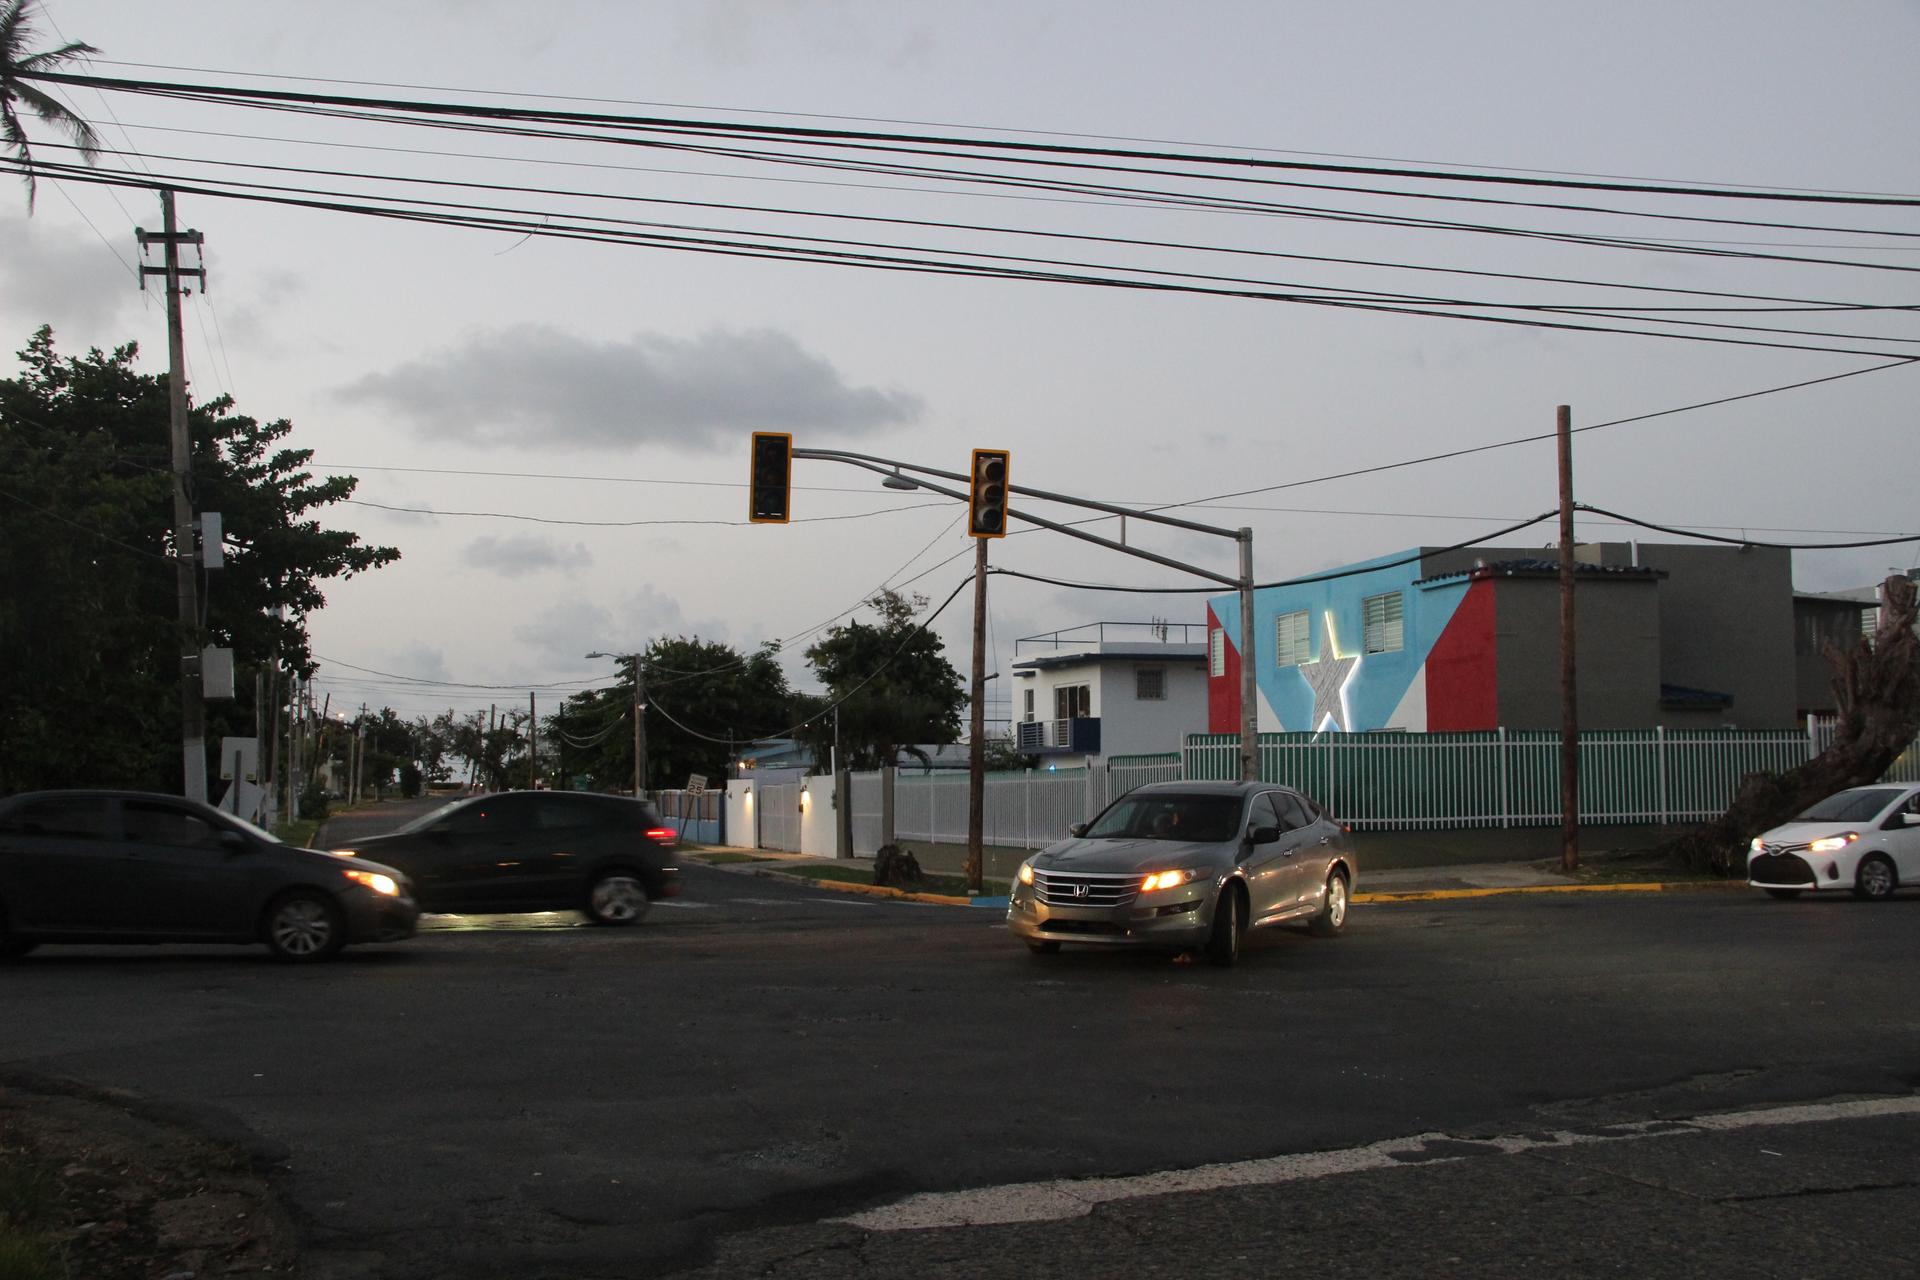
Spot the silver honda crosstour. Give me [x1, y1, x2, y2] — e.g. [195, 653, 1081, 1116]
[1006, 780, 1356, 966]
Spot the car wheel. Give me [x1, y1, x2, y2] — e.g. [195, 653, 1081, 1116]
[1853, 855, 1897, 902]
[1763, 888, 1803, 901]
[263, 891, 345, 963]
[1205, 885, 1244, 968]
[586, 871, 650, 926]
[1025, 939, 1061, 956]
[1309, 869, 1350, 937]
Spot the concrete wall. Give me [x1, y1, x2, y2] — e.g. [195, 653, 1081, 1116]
[1095, 660, 1208, 756]
[1616, 543, 1795, 727]
[1493, 576, 1662, 729]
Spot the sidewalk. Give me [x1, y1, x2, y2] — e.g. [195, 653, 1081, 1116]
[685, 844, 1742, 905]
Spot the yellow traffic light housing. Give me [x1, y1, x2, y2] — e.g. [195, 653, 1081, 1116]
[748, 432, 792, 523]
[967, 448, 1010, 538]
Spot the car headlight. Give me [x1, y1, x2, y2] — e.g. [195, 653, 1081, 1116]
[1017, 860, 1035, 886]
[1140, 868, 1201, 893]
[342, 868, 400, 897]
[1749, 838, 1765, 855]
[1808, 833, 1858, 854]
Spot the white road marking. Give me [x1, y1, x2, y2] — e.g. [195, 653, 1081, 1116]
[833, 1094, 1920, 1232]
[650, 900, 712, 909]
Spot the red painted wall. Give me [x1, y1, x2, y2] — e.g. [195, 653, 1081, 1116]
[1206, 605, 1241, 733]
[1425, 578, 1498, 731]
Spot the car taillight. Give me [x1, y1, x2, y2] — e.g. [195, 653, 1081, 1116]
[646, 827, 675, 842]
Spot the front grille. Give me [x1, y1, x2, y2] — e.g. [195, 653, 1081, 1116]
[1032, 870, 1139, 909]
[1750, 852, 1816, 886]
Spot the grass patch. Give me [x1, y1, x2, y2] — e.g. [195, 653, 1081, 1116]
[1567, 852, 1722, 885]
[0, 1150, 70, 1280]
[687, 851, 779, 866]
[273, 819, 320, 848]
[784, 864, 1008, 898]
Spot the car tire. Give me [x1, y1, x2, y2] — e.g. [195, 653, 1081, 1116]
[1205, 885, 1244, 968]
[1763, 888, 1803, 901]
[263, 891, 346, 963]
[1025, 939, 1061, 956]
[1309, 869, 1350, 937]
[1853, 855, 1897, 902]
[585, 871, 651, 926]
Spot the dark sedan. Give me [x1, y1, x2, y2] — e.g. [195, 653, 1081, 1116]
[326, 791, 680, 924]
[0, 790, 419, 962]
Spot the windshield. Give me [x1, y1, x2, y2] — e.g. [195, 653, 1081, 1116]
[1794, 788, 1902, 823]
[395, 797, 472, 834]
[1084, 793, 1245, 842]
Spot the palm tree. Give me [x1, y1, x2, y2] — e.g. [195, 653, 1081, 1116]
[0, 0, 100, 211]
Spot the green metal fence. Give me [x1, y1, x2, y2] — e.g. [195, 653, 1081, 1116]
[1182, 727, 1836, 830]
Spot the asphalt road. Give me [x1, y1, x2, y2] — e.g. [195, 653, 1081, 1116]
[3, 806, 1918, 1278]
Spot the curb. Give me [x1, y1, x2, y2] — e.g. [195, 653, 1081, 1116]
[708, 857, 998, 907]
[1355, 880, 1745, 904]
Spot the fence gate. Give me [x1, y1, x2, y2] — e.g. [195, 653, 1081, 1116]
[849, 771, 886, 856]
[759, 781, 803, 852]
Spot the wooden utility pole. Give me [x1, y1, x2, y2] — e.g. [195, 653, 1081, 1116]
[529, 691, 538, 790]
[136, 190, 208, 802]
[965, 536, 989, 893]
[631, 655, 648, 800]
[1557, 404, 1580, 872]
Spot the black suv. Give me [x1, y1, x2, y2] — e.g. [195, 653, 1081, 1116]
[328, 791, 680, 923]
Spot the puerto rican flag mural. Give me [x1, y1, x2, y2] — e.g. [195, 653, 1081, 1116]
[1207, 550, 1498, 733]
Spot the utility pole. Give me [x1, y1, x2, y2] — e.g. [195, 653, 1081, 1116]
[1237, 528, 1258, 783]
[965, 536, 989, 892]
[1557, 404, 1580, 873]
[136, 189, 208, 802]
[528, 691, 538, 790]
[631, 655, 648, 800]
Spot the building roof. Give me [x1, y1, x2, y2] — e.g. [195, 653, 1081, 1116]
[1414, 558, 1667, 588]
[1012, 647, 1207, 674]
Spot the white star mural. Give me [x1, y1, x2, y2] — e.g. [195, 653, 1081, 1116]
[1298, 613, 1359, 732]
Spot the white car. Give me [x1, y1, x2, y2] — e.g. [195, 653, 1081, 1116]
[1747, 784, 1920, 901]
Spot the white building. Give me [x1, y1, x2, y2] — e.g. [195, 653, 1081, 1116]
[1010, 621, 1209, 768]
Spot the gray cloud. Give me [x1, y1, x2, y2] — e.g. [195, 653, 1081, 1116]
[461, 534, 592, 577]
[0, 212, 136, 341]
[337, 325, 924, 451]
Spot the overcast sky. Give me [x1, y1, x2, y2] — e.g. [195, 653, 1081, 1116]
[5, 0, 1916, 733]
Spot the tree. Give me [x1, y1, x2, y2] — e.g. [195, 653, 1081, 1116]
[1667, 574, 1920, 873]
[0, 327, 401, 794]
[0, 0, 99, 211]
[798, 590, 965, 771]
[553, 637, 792, 792]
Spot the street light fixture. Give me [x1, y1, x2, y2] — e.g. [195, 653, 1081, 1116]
[586, 650, 647, 799]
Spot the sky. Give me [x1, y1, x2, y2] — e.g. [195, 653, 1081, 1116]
[5, 0, 1917, 737]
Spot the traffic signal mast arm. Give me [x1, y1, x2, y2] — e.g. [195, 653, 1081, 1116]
[793, 446, 1243, 585]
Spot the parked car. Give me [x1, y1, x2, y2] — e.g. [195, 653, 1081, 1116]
[1006, 780, 1357, 966]
[1747, 783, 1920, 901]
[0, 790, 418, 962]
[326, 791, 680, 923]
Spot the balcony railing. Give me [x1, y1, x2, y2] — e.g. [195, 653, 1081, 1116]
[1017, 717, 1102, 755]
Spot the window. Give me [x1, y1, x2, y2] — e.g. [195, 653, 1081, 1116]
[124, 800, 221, 848]
[1275, 610, 1311, 667]
[1209, 628, 1227, 677]
[0, 796, 114, 839]
[1054, 684, 1091, 720]
[1363, 591, 1404, 654]
[1136, 668, 1166, 700]
[1022, 689, 1035, 723]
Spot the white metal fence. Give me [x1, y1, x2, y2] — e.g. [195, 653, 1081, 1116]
[852, 754, 1182, 853]
[759, 781, 803, 852]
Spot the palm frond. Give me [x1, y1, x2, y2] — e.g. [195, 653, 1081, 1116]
[13, 79, 98, 156]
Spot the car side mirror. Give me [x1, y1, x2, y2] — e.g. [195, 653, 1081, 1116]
[1903, 812, 1920, 827]
[219, 830, 251, 853]
[1068, 823, 1088, 838]
[1249, 825, 1280, 845]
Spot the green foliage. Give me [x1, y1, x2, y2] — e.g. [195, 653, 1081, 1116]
[1, 0, 102, 213]
[796, 590, 965, 771]
[0, 327, 400, 793]
[554, 638, 792, 792]
[398, 761, 423, 798]
[297, 782, 330, 822]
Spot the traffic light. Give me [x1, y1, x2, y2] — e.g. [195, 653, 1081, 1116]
[748, 431, 792, 523]
[967, 448, 1010, 538]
